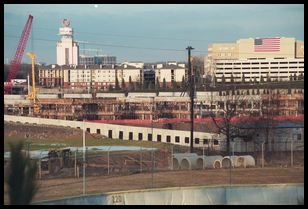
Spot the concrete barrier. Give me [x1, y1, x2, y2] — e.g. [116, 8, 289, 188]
[4, 115, 218, 147]
[35, 184, 304, 205]
[204, 155, 223, 169]
[180, 156, 204, 170]
[172, 153, 198, 170]
[239, 155, 256, 168]
[222, 156, 245, 168]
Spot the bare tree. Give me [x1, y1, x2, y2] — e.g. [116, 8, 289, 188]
[210, 87, 260, 154]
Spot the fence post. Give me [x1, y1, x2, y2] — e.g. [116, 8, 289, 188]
[140, 146, 142, 173]
[38, 159, 41, 179]
[261, 142, 265, 168]
[151, 149, 154, 188]
[107, 149, 110, 175]
[171, 145, 173, 171]
[291, 139, 294, 167]
[202, 146, 205, 170]
[77, 166, 79, 178]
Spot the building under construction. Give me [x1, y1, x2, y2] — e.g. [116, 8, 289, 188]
[4, 83, 304, 121]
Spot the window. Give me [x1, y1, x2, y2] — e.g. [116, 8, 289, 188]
[157, 134, 162, 142]
[148, 134, 153, 141]
[129, 132, 133, 140]
[297, 134, 301, 140]
[119, 131, 123, 140]
[108, 130, 112, 138]
[86, 128, 90, 133]
[138, 133, 143, 141]
[214, 139, 219, 145]
[195, 138, 200, 144]
[175, 136, 180, 143]
[166, 135, 171, 143]
[96, 129, 101, 134]
[185, 137, 189, 144]
[203, 139, 209, 144]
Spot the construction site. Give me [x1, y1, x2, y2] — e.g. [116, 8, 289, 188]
[4, 13, 304, 205]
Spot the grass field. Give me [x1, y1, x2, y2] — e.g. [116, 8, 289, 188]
[4, 135, 175, 152]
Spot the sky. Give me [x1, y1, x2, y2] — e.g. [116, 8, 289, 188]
[4, 4, 304, 65]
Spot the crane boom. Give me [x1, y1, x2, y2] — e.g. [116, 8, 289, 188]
[4, 14, 33, 94]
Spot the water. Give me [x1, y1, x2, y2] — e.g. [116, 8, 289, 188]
[4, 145, 156, 159]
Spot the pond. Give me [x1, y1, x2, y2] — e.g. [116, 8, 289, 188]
[4, 145, 157, 159]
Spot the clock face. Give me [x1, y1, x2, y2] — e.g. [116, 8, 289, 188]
[62, 19, 70, 27]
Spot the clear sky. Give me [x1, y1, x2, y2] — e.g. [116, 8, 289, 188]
[4, 4, 304, 65]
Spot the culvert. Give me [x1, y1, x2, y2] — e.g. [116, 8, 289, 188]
[172, 153, 198, 170]
[180, 158, 190, 170]
[172, 158, 180, 170]
[196, 158, 204, 169]
[222, 156, 239, 168]
[240, 155, 256, 167]
[180, 156, 204, 170]
[204, 155, 223, 169]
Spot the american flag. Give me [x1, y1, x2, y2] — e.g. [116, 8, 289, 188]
[254, 38, 281, 52]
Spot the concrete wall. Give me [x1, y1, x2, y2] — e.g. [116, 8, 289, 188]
[35, 183, 304, 205]
[4, 115, 219, 147]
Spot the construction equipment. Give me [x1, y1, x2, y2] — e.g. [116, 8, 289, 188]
[26, 52, 39, 114]
[46, 148, 73, 175]
[4, 15, 33, 94]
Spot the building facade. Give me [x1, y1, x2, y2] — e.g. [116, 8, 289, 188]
[155, 62, 186, 87]
[204, 37, 304, 83]
[79, 55, 117, 65]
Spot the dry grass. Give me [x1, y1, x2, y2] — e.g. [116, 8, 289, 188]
[4, 167, 304, 204]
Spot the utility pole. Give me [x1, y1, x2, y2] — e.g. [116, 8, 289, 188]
[186, 46, 194, 153]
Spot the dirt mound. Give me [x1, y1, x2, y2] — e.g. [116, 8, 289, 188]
[4, 121, 95, 140]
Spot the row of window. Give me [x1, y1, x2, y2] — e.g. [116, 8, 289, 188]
[81, 128, 220, 145]
[217, 66, 302, 70]
[216, 61, 304, 65]
[216, 71, 302, 75]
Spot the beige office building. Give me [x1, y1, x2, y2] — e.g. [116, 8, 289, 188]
[204, 37, 304, 82]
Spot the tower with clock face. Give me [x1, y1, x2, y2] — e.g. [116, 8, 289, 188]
[56, 19, 79, 66]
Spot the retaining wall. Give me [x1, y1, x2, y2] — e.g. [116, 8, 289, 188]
[35, 184, 304, 205]
[4, 115, 217, 147]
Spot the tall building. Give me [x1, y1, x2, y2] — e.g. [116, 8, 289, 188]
[56, 19, 79, 66]
[204, 37, 304, 83]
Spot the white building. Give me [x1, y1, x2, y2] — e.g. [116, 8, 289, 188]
[155, 62, 186, 87]
[117, 64, 142, 85]
[204, 37, 304, 83]
[56, 19, 79, 66]
[68, 65, 116, 90]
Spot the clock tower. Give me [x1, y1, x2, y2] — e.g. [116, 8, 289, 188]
[56, 19, 79, 66]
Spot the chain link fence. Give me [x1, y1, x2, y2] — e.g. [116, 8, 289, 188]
[5, 139, 299, 181]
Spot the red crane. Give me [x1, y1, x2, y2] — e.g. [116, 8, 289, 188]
[4, 14, 33, 94]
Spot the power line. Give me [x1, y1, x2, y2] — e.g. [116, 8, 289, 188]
[4, 34, 187, 52]
[4, 34, 301, 55]
[5, 22, 302, 47]
[4, 23, 210, 43]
